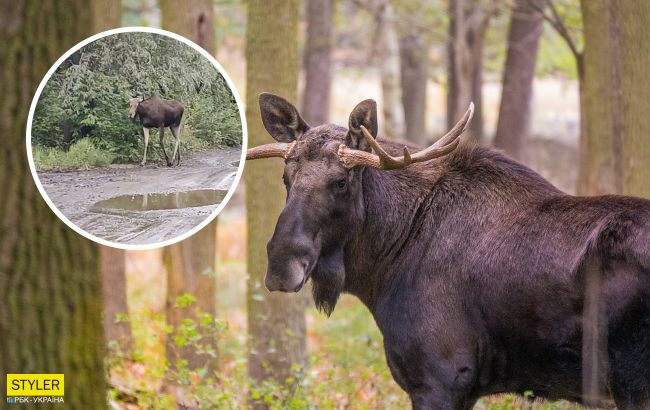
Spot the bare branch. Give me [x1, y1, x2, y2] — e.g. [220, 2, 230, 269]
[528, 0, 582, 60]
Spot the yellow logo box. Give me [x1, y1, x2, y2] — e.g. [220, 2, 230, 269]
[6, 374, 64, 396]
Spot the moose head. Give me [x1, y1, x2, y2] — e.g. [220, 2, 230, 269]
[128, 96, 144, 120]
[247, 93, 473, 314]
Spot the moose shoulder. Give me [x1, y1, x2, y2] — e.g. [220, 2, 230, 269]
[247, 93, 650, 410]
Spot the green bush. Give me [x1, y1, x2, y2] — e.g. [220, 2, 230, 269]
[31, 32, 242, 167]
[33, 138, 116, 170]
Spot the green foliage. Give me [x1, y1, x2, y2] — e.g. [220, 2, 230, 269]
[33, 138, 116, 170]
[32, 32, 241, 166]
[108, 287, 583, 410]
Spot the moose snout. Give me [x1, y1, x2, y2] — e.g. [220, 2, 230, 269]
[264, 258, 310, 292]
[265, 232, 318, 293]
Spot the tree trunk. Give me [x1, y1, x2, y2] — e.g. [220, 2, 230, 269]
[302, 0, 333, 126]
[163, 223, 218, 371]
[399, 34, 427, 144]
[579, 1, 650, 199]
[245, 0, 308, 395]
[160, 0, 218, 373]
[447, 0, 490, 142]
[376, 0, 405, 139]
[578, 0, 623, 195]
[101, 247, 132, 353]
[493, 0, 547, 163]
[90, 0, 122, 32]
[618, 2, 650, 198]
[160, 0, 215, 55]
[0, 1, 105, 408]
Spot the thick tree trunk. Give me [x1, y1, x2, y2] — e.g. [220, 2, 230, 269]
[302, 0, 333, 126]
[245, 0, 308, 395]
[399, 34, 427, 144]
[447, 0, 490, 142]
[376, 0, 405, 138]
[160, 0, 215, 55]
[493, 0, 547, 163]
[101, 247, 132, 353]
[578, 0, 623, 195]
[163, 223, 217, 371]
[618, 3, 650, 198]
[578, 1, 650, 193]
[0, 1, 105, 408]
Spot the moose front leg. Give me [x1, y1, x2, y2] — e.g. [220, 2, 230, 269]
[170, 124, 181, 166]
[159, 126, 171, 166]
[141, 127, 150, 166]
[381, 320, 480, 410]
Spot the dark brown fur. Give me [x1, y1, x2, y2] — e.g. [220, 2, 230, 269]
[129, 95, 184, 166]
[257, 93, 650, 410]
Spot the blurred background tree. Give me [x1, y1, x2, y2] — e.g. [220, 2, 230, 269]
[245, 1, 308, 406]
[160, 0, 219, 382]
[493, 0, 547, 163]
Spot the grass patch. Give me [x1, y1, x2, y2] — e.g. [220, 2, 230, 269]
[33, 138, 115, 170]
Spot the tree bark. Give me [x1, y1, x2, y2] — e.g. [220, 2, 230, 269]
[399, 34, 427, 145]
[447, 0, 491, 142]
[90, 0, 122, 32]
[160, 0, 219, 373]
[579, 1, 650, 199]
[160, 0, 215, 55]
[0, 1, 105, 408]
[101, 247, 132, 353]
[163, 223, 218, 371]
[376, 0, 405, 139]
[302, 0, 333, 126]
[618, 2, 650, 198]
[493, 0, 547, 163]
[578, 0, 623, 195]
[245, 0, 308, 395]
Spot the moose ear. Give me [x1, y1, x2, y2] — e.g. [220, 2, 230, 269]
[346, 99, 377, 152]
[259, 93, 310, 142]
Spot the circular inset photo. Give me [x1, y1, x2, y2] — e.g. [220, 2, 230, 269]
[27, 28, 246, 249]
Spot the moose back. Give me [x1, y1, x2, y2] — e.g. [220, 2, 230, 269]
[246, 93, 650, 410]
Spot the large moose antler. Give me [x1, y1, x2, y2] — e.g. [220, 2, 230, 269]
[338, 102, 474, 170]
[246, 141, 296, 160]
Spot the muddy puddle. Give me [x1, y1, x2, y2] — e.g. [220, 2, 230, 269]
[37, 148, 240, 245]
[92, 189, 227, 212]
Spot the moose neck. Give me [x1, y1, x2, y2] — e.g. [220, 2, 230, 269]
[343, 162, 447, 310]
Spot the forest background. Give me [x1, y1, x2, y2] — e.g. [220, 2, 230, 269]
[2, 0, 649, 409]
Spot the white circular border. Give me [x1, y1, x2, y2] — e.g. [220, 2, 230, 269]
[26, 27, 248, 251]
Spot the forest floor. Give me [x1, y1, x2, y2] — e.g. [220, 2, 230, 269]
[36, 147, 241, 245]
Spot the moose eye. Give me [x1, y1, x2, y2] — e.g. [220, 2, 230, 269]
[334, 178, 347, 191]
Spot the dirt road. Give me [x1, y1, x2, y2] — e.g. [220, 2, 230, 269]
[37, 148, 241, 246]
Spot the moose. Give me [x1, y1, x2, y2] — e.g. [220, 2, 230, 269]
[246, 93, 650, 409]
[128, 95, 183, 166]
